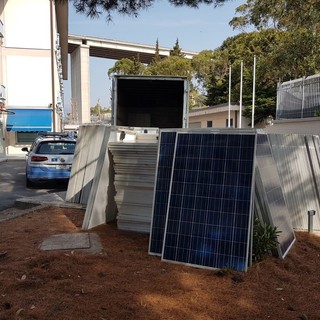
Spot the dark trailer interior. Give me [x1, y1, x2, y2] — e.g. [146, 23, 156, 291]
[112, 76, 188, 128]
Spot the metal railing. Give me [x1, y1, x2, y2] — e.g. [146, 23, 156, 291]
[276, 74, 320, 120]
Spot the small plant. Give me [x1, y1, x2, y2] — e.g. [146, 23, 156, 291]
[215, 267, 233, 277]
[252, 217, 281, 262]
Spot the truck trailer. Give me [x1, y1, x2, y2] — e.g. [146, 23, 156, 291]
[111, 75, 189, 128]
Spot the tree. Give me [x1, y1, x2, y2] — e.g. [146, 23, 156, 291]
[70, 0, 231, 20]
[170, 39, 184, 57]
[228, 0, 320, 78]
[150, 39, 161, 65]
[229, 0, 320, 32]
[145, 55, 193, 79]
[197, 31, 280, 123]
[192, 49, 230, 102]
[108, 40, 194, 79]
[225, 0, 320, 124]
[107, 56, 145, 77]
[90, 99, 104, 117]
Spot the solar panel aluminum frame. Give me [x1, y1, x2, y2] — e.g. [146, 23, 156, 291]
[255, 132, 296, 259]
[148, 129, 178, 256]
[160, 131, 257, 272]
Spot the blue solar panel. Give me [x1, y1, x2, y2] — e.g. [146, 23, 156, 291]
[255, 132, 296, 258]
[149, 131, 177, 255]
[161, 132, 256, 271]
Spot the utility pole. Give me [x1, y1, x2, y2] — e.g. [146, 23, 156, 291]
[50, 0, 56, 132]
[251, 55, 256, 129]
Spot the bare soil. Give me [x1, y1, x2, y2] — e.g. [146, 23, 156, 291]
[1, 206, 320, 320]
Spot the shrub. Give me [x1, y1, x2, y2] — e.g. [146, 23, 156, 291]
[252, 217, 281, 261]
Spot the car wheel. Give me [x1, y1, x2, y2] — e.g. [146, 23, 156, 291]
[26, 178, 35, 188]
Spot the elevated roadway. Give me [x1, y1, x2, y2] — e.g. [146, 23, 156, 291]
[67, 34, 198, 123]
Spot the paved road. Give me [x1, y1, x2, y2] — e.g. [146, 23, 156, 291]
[0, 159, 67, 211]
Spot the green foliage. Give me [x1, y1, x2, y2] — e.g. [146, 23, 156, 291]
[150, 39, 161, 64]
[72, 0, 229, 21]
[170, 39, 185, 57]
[107, 57, 145, 77]
[191, 50, 215, 92]
[252, 218, 281, 262]
[242, 99, 276, 126]
[108, 40, 194, 80]
[205, 73, 229, 105]
[229, 0, 320, 32]
[145, 56, 193, 79]
[227, 1, 320, 85]
[90, 101, 109, 115]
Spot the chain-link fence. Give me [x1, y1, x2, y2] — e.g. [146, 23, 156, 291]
[276, 74, 320, 119]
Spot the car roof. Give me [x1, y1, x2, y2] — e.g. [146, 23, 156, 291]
[34, 132, 76, 143]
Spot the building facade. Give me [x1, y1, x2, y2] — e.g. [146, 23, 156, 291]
[188, 103, 251, 129]
[0, 0, 68, 156]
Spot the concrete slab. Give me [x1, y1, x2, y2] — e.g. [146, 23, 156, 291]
[0, 204, 47, 223]
[40, 232, 103, 254]
[40, 233, 91, 251]
[15, 191, 86, 210]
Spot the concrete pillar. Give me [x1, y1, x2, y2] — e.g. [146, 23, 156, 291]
[70, 44, 90, 124]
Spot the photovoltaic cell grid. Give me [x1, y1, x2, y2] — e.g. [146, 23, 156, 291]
[161, 132, 256, 272]
[149, 131, 177, 255]
[255, 132, 295, 258]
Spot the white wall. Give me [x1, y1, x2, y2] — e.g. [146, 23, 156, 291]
[3, 0, 51, 49]
[1, 0, 63, 155]
[6, 55, 51, 107]
[265, 118, 320, 136]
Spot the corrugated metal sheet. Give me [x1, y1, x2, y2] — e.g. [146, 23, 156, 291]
[268, 133, 320, 230]
[108, 140, 158, 233]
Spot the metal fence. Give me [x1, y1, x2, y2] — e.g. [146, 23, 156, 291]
[276, 74, 320, 119]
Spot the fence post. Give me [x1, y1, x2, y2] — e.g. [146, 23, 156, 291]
[307, 210, 316, 232]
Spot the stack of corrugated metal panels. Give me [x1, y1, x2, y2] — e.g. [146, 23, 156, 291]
[108, 140, 158, 233]
[268, 133, 320, 230]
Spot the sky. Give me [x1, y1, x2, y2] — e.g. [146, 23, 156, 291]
[63, 0, 245, 113]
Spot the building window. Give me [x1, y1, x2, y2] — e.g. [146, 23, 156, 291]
[16, 132, 38, 144]
[225, 118, 233, 128]
[207, 120, 213, 128]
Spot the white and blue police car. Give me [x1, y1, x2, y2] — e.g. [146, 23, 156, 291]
[21, 131, 77, 187]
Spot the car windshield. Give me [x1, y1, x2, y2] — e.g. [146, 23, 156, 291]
[37, 141, 76, 155]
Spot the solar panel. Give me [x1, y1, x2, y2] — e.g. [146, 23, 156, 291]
[161, 132, 256, 271]
[255, 132, 296, 258]
[149, 130, 177, 255]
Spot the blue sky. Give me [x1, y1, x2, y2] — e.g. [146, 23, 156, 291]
[63, 0, 244, 113]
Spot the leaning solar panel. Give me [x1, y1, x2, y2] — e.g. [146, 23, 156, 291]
[255, 132, 296, 258]
[161, 132, 256, 272]
[149, 130, 177, 255]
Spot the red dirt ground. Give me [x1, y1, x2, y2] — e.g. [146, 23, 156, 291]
[1, 206, 320, 320]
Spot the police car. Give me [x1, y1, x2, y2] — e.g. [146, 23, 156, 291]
[21, 131, 77, 187]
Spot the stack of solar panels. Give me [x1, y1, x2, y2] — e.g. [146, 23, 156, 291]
[108, 141, 158, 233]
[149, 129, 296, 272]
